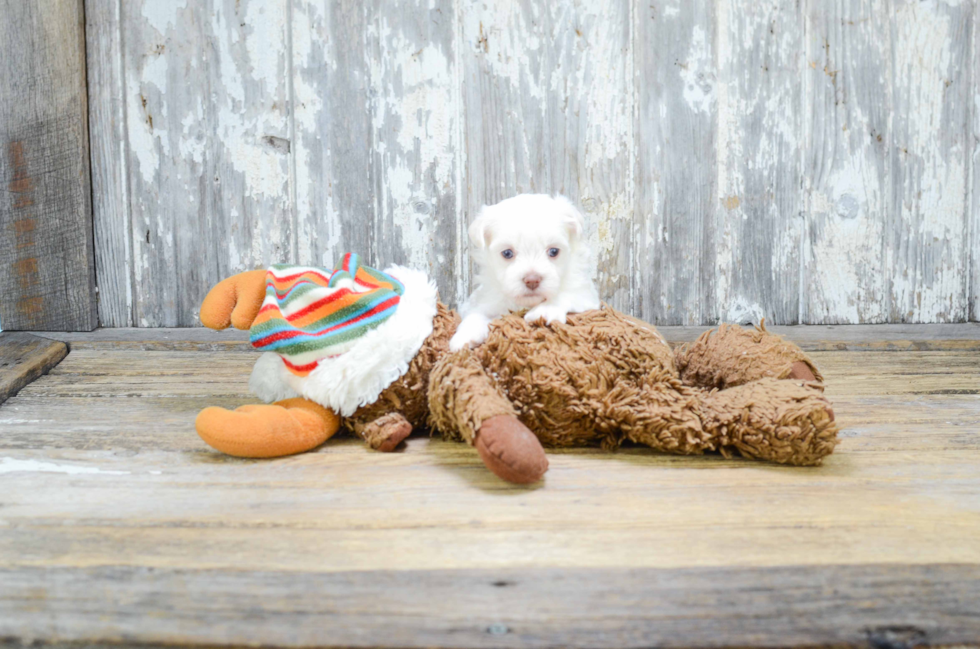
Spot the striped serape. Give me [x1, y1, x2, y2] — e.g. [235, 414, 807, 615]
[249, 253, 405, 377]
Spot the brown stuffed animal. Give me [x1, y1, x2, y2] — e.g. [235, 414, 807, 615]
[197, 267, 838, 484]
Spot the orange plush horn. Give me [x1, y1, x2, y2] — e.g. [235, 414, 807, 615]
[200, 269, 268, 330]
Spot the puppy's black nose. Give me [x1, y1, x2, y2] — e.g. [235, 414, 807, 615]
[523, 274, 541, 290]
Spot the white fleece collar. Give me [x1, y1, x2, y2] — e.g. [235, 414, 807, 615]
[248, 265, 439, 417]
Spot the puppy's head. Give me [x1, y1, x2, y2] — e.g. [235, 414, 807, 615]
[469, 194, 584, 308]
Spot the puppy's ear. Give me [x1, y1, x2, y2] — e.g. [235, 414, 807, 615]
[554, 195, 584, 241]
[468, 206, 494, 250]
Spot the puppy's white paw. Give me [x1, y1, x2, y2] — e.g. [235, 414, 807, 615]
[449, 318, 489, 351]
[525, 304, 569, 325]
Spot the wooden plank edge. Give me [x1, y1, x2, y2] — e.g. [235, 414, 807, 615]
[0, 332, 68, 406]
[0, 564, 979, 649]
[28, 328, 252, 352]
[26, 323, 980, 353]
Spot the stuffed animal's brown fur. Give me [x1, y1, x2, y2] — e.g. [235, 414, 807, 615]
[198, 271, 839, 484]
[341, 305, 837, 480]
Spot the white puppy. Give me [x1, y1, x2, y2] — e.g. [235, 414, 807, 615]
[450, 194, 600, 352]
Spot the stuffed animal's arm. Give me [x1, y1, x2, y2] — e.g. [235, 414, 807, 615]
[200, 269, 268, 330]
[428, 349, 548, 484]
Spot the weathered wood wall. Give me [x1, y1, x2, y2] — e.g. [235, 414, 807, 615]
[85, 0, 979, 327]
[0, 0, 98, 331]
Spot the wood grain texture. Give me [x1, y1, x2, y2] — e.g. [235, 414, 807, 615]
[711, 0, 804, 325]
[1, 334, 980, 646]
[461, 0, 634, 311]
[291, 0, 374, 273]
[292, 0, 462, 305]
[2, 404, 979, 572]
[0, 0, 98, 331]
[122, 0, 293, 327]
[85, 0, 133, 327]
[1, 564, 979, 648]
[634, 0, 715, 325]
[889, 0, 972, 323]
[803, 0, 890, 325]
[1, 346, 978, 556]
[122, 0, 211, 327]
[83, 1, 980, 325]
[365, 0, 461, 304]
[0, 332, 68, 405]
[972, 4, 980, 325]
[206, 0, 294, 294]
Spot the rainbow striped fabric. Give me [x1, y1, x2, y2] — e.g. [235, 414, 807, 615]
[250, 253, 404, 377]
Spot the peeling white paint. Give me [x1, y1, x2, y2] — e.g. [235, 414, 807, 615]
[142, 54, 169, 96]
[369, 12, 458, 272]
[808, 152, 887, 323]
[681, 25, 714, 114]
[244, 2, 282, 89]
[220, 115, 290, 200]
[580, 0, 632, 168]
[292, 0, 342, 269]
[97, 0, 977, 326]
[712, 0, 803, 323]
[724, 296, 765, 324]
[582, 191, 629, 268]
[142, 0, 187, 36]
[464, 2, 545, 100]
[891, 0, 969, 321]
[212, 8, 289, 202]
[713, 0, 737, 311]
[178, 106, 206, 165]
[126, 87, 167, 184]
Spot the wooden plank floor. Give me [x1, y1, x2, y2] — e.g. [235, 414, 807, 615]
[1, 326, 979, 648]
[0, 332, 67, 405]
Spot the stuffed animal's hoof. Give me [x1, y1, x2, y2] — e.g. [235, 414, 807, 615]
[474, 415, 548, 484]
[825, 406, 835, 422]
[196, 398, 341, 458]
[376, 419, 412, 452]
[359, 412, 413, 452]
[788, 361, 816, 382]
[787, 361, 834, 421]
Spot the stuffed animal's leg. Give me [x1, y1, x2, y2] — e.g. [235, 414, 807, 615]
[617, 375, 838, 466]
[348, 412, 414, 452]
[674, 322, 821, 389]
[196, 397, 341, 458]
[428, 350, 549, 484]
[696, 379, 839, 465]
[609, 372, 715, 457]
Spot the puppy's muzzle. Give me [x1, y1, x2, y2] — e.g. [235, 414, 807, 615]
[523, 274, 542, 291]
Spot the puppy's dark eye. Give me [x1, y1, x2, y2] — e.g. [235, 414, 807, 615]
[547, 247, 560, 258]
[501, 249, 514, 260]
